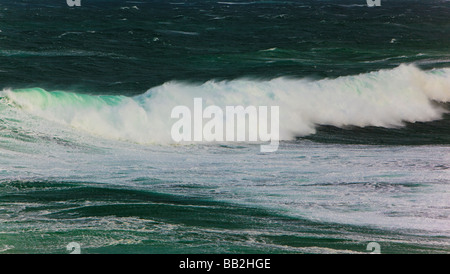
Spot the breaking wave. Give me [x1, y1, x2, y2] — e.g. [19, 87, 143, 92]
[1, 64, 450, 144]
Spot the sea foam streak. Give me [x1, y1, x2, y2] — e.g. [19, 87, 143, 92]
[1, 64, 450, 145]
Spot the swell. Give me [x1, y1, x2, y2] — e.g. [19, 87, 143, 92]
[1, 180, 446, 253]
[1, 64, 450, 145]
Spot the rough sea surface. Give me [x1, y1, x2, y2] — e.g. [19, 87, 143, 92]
[0, 0, 449, 253]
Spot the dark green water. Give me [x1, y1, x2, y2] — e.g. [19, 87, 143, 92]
[0, 0, 449, 254]
[1, 0, 449, 95]
[1, 180, 446, 254]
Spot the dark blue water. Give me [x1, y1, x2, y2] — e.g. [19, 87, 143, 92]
[1, 0, 449, 95]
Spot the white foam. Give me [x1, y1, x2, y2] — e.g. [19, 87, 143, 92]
[2, 64, 450, 145]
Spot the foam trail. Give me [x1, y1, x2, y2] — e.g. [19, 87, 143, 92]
[1, 64, 450, 144]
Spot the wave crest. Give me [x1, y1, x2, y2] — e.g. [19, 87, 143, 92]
[2, 64, 450, 144]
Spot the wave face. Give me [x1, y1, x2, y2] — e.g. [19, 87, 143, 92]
[1, 65, 450, 145]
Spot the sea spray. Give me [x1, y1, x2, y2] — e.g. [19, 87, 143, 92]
[2, 65, 450, 145]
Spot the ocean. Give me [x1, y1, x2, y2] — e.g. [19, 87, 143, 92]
[0, 0, 449, 254]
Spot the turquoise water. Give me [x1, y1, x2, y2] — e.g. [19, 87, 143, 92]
[0, 0, 449, 254]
